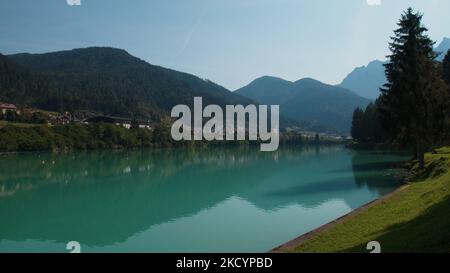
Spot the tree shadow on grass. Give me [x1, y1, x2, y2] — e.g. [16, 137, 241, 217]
[411, 157, 449, 181]
[342, 195, 450, 253]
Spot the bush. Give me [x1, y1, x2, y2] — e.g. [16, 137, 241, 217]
[0, 123, 155, 152]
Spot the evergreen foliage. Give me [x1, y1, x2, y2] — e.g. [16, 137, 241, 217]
[1, 48, 253, 122]
[379, 8, 449, 167]
[351, 102, 387, 143]
[0, 123, 156, 152]
[444, 50, 450, 85]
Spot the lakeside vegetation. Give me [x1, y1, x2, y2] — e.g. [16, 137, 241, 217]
[0, 120, 342, 153]
[293, 147, 450, 253]
[0, 123, 155, 152]
[350, 8, 450, 167]
[292, 8, 450, 253]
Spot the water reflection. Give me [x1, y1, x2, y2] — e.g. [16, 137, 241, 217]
[0, 146, 409, 251]
[351, 150, 408, 196]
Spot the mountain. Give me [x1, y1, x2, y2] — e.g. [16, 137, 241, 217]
[236, 76, 371, 134]
[4, 47, 253, 121]
[0, 53, 59, 107]
[436, 37, 450, 61]
[339, 60, 386, 100]
[234, 76, 294, 105]
[339, 37, 450, 100]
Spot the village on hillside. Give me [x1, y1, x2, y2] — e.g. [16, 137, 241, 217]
[0, 101, 152, 130]
[1, 101, 353, 144]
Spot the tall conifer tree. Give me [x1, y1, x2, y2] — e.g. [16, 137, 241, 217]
[442, 50, 450, 142]
[380, 8, 448, 168]
[444, 50, 450, 85]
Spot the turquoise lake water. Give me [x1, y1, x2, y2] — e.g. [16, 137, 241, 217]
[0, 145, 409, 253]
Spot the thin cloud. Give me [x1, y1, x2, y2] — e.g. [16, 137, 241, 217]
[171, 0, 208, 63]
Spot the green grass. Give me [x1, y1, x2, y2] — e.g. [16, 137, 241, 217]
[36, 109, 59, 115]
[293, 147, 450, 253]
[0, 121, 42, 128]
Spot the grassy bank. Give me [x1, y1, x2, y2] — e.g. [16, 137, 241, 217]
[291, 147, 450, 253]
[0, 121, 40, 128]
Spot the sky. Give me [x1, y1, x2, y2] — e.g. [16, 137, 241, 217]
[0, 0, 449, 90]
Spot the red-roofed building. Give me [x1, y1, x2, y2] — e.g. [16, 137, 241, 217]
[0, 103, 18, 115]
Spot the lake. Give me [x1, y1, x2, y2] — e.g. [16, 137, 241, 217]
[0, 145, 409, 253]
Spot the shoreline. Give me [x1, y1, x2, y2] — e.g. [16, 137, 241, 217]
[270, 184, 410, 253]
[271, 147, 450, 253]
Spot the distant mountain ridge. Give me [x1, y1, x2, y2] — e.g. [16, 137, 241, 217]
[3, 47, 254, 121]
[339, 37, 450, 100]
[2, 47, 313, 131]
[4, 40, 447, 134]
[234, 76, 294, 105]
[338, 60, 387, 100]
[236, 76, 371, 134]
[436, 37, 450, 61]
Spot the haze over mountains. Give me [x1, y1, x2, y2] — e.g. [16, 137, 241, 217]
[0, 46, 370, 134]
[235, 76, 371, 134]
[236, 37, 448, 133]
[1, 37, 448, 135]
[338, 37, 450, 100]
[338, 60, 387, 100]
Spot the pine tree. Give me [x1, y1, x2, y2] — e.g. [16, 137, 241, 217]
[351, 108, 364, 141]
[442, 50, 450, 143]
[350, 102, 388, 143]
[444, 50, 450, 85]
[379, 8, 449, 168]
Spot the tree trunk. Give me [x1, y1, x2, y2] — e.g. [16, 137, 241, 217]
[416, 138, 425, 169]
[413, 143, 418, 160]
